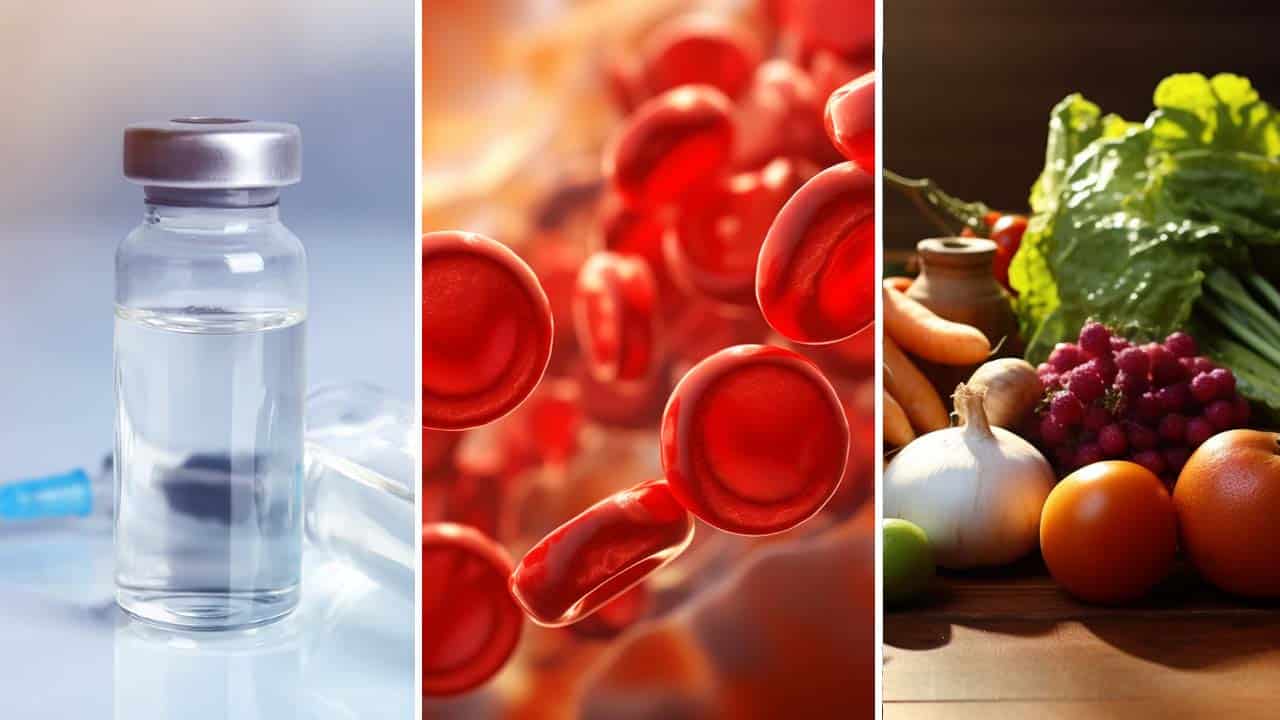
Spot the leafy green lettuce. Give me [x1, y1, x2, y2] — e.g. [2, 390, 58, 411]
[1011, 74, 1280, 407]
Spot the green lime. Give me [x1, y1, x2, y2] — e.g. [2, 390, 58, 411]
[883, 518, 935, 607]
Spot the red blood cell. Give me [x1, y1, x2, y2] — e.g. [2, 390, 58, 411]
[454, 410, 529, 480]
[808, 48, 875, 101]
[568, 582, 651, 640]
[524, 239, 586, 377]
[423, 232, 554, 429]
[778, 0, 875, 58]
[661, 344, 849, 534]
[664, 157, 812, 305]
[641, 15, 762, 101]
[731, 59, 829, 170]
[423, 523, 524, 696]
[760, 0, 789, 26]
[604, 53, 646, 115]
[521, 378, 583, 467]
[438, 470, 510, 541]
[824, 70, 875, 170]
[573, 252, 661, 383]
[575, 361, 670, 430]
[423, 428, 461, 478]
[665, 299, 771, 370]
[797, 321, 876, 378]
[755, 162, 875, 344]
[603, 86, 735, 210]
[828, 380, 874, 514]
[597, 191, 670, 288]
[475, 378, 583, 478]
[423, 477, 448, 525]
[510, 478, 695, 627]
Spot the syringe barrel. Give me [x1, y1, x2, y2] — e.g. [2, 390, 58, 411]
[303, 448, 414, 596]
[302, 383, 415, 597]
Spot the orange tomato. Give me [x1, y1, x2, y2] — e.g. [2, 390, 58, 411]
[1175, 429, 1280, 598]
[1040, 461, 1177, 604]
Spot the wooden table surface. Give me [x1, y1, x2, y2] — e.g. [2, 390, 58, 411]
[883, 556, 1280, 719]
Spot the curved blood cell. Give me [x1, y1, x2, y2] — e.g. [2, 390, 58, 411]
[422, 523, 524, 697]
[825, 71, 876, 170]
[509, 478, 695, 627]
[573, 252, 661, 383]
[517, 378, 582, 467]
[777, 0, 875, 59]
[664, 157, 813, 305]
[641, 15, 762, 101]
[525, 238, 587, 360]
[755, 162, 875, 344]
[434, 470, 510, 541]
[808, 48, 874, 100]
[829, 381, 874, 514]
[661, 344, 848, 534]
[575, 361, 670, 430]
[423, 428, 462, 477]
[665, 299, 771, 372]
[732, 59, 830, 170]
[604, 53, 646, 115]
[568, 582, 651, 640]
[604, 86, 735, 210]
[423, 231, 554, 429]
[597, 191, 671, 291]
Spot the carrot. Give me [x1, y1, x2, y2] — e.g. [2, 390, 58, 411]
[884, 336, 949, 433]
[883, 286, 990, 365]
[883, 276, 913, 293]
[883, 391, 916, 447]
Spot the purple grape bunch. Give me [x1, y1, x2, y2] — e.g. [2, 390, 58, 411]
[1030, 323, 1250, 481]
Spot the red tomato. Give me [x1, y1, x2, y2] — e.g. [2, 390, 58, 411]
[989, 214, 1027, 294]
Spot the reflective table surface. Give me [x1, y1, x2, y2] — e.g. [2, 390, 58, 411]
[0, 523, 413, 719]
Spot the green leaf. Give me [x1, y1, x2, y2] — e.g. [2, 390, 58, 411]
[1012, 73, 1280, 379]
[1149, 73, 1280, 155]
[1028, 94, 1105, 214]
[1013, 94, 1111, 347]
[1149, 150, 1280, 244]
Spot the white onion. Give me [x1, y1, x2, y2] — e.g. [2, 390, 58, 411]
[884, 384, 1055, 569]
[963, 358, 1042, 430]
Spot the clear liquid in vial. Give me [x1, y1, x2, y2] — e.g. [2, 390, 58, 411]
[114, 306, 305, 630]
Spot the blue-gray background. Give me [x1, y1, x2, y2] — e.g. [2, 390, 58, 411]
[0, 0, 415, 479]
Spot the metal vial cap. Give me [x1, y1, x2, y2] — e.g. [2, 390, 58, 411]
[123, 118, 302, 189]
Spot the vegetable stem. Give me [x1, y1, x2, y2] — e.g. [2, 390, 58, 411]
[953, 384, 994, 440]
[1203, 268, 1280, 346]
[1198, 293, 1280, 368]
[1246, 273, 1280, 318]
[884, 170, 993, 236]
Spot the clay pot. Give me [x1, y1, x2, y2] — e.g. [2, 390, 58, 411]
[906, 237, 1020, 397]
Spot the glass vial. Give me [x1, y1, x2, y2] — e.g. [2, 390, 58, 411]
[116, 119, 307, 629]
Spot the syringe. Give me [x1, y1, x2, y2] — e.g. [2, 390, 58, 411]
[1, 383, 415, 599]
[302, 382, 416, 599]
[0, 456, 113, 531]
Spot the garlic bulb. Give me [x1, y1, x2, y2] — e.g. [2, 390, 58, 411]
[884, 384, 1055, 569]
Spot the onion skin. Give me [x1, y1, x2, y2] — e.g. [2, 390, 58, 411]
[963, 358, 1041, 430]
[884, 384, 1055, 569]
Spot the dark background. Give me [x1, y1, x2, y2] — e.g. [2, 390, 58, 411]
[884, 0, 1280, 252]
